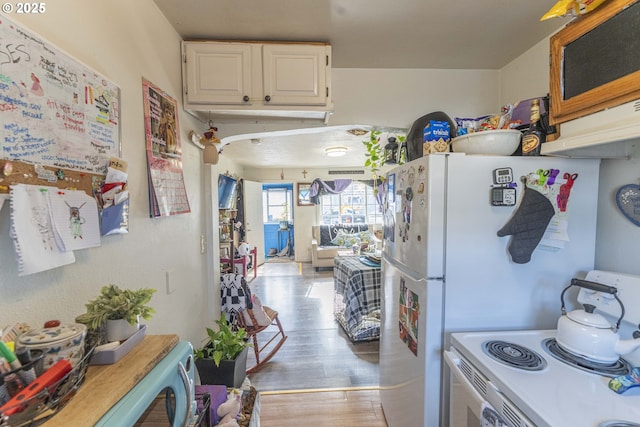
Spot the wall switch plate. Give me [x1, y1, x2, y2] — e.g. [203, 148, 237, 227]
[166, 270, 175, 295]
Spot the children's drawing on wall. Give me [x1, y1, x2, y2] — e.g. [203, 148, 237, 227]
[398, 277, 420, 356]
[65, 201, 86, 239]
[49, 190, 101, 251]
[10, 184, 75, 276]
[30, 73, 44, 96]
[31, 205, 55, 251]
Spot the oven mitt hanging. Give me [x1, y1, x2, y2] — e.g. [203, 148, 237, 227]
[497, 184, 555, 264]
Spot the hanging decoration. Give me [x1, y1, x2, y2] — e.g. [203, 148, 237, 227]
[616, 183, 640, 227]
[200, 116, 220, 165]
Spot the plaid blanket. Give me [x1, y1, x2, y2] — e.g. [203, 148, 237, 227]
[333, 256, 381, 341]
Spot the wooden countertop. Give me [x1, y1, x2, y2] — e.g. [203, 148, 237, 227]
[43, 334, 179, 427]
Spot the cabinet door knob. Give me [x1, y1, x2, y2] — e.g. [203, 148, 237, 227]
[264, 95, 271, 102]
[243, 95, 249, 102]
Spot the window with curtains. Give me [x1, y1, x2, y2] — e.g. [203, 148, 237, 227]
[320, 181, 381, 225]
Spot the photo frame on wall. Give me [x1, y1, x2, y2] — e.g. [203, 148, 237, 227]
[297, 183, 312, 206]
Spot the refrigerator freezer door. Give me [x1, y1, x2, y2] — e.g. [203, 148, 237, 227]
[442, 155, 600, 332]
[379, 256, 444, 427]
[384, 155, 447, 278]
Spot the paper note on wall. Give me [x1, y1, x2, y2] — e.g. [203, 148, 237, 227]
[48, 189, 101, 251]
[10, 184, 75, 276]
[0, 15, 120, 173]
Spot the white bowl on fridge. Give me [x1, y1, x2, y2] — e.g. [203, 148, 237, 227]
[451, 129, 522, 156]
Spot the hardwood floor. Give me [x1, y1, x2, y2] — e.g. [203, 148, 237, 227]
[259, 389, 387, 427]
[245, 261, 379, 391]
[247, 261, 386, 426]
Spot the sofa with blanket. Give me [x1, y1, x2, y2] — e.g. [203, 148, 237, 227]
[311, 224, 381, 270]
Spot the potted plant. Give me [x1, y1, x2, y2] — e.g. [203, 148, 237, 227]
[194, 316, 252, 388]
[76, 284, 157, 342]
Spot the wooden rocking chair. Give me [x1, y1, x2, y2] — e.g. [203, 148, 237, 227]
[220, 273, 288, 373]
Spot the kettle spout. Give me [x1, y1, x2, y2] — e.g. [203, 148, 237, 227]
[615, 337, 640, 356]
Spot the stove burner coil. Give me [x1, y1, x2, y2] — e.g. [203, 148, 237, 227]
[543, 338, 632, 378]
[482, 340, 547, 371]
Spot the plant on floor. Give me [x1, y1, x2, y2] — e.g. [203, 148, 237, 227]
[194, 316, 252, 387]
[194, 316, 251, 367]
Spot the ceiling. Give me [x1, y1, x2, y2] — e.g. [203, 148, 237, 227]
[154, 0, 569, 168]
[214, 125, 405, 169]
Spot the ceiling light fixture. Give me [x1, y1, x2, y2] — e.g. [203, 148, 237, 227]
[347, 128, 369, 136]
[325, 146, 348, 157]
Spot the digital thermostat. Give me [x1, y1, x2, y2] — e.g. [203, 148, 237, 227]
[493, 167, 513, 185]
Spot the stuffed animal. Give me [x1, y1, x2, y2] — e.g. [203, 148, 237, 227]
[215, 389, 242, 427]
[237, 242, 252, 257]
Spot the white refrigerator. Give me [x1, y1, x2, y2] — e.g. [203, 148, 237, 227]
[378, 153, 600, 427]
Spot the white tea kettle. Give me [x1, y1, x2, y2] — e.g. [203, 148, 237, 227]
[556, 278, 640, 364]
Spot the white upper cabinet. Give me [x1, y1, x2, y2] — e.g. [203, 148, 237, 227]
[261, 44, 328, 106]
[184, 42, 253, 106]
[182, 41, 332, 118]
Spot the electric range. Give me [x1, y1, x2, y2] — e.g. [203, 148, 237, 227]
[446, 270, 640, 427]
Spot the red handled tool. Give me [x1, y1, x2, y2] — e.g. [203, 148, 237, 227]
[0, 359, 72, 416]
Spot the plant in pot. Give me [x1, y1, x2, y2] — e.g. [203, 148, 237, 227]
[76, 284, 156, 343]
[194, 316, 252, 388]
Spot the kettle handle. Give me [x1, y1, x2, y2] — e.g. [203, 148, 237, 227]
[560, 278, 625, 331]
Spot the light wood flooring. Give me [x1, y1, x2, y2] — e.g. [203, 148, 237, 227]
[259, 388, 387, 427]
[246, 261, 379, 391]
[249, 261, 386, 426]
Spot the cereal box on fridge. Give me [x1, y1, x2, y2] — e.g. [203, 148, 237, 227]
[423, 120, 451, 155]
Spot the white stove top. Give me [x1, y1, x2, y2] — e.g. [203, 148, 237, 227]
[451, 329, 640, 427]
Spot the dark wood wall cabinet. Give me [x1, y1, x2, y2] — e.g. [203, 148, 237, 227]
[550, 0, 640, 126]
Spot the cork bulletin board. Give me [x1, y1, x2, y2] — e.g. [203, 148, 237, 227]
[0, 15, 121, 196]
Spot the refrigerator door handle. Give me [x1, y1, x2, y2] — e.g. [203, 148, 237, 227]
[383, 252, 443, 282]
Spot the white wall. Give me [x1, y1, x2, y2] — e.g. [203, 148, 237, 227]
[499, 37, 556, 106]
[500, 31, 640, 276]
[0, 0, 240, 346]
[240, 69, 502, 262]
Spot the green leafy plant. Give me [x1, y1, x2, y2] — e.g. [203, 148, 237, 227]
[194, 316, 252, 367]
[76, 284, 156, 330]
[362, 130, 384, 175]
